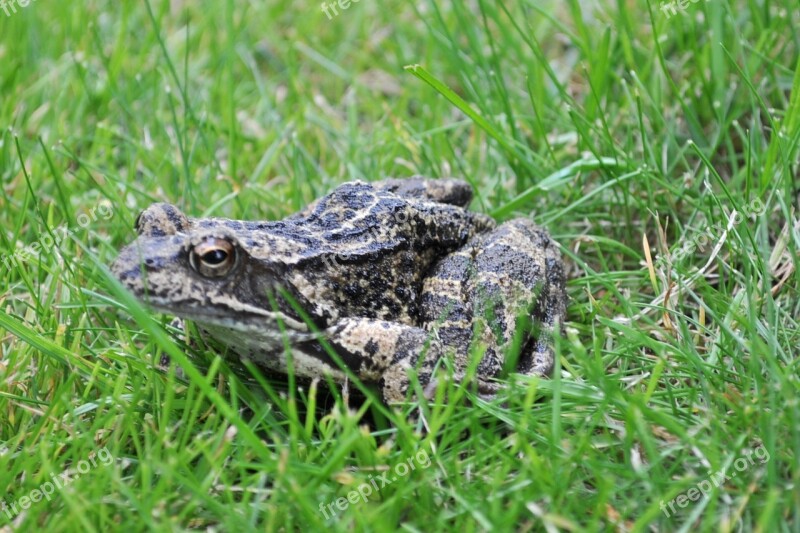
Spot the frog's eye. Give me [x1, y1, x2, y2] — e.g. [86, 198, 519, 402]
[189, 238, 237, 278]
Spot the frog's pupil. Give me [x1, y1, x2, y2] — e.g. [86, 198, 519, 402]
[203, 250, 228, 265]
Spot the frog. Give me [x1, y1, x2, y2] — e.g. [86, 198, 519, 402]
[111, 177, 567, 403]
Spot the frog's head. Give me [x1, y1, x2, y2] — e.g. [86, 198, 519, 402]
[111, 203, 313, 335]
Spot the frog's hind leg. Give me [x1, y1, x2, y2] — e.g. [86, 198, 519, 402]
[420, 240, 504, 395]
[422, 219, 566, 385]
[511, 222, 567, 377]
[468, 219, 566, 379]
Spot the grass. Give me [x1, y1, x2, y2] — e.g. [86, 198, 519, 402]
[0, 0, 798, 530]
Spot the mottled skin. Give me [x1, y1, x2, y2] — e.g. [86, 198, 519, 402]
[112, 178, 567, 403]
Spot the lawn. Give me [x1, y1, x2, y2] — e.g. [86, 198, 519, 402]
[0, 0, 798, 531]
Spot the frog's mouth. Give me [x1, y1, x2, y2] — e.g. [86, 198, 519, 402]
[148, 299, 322, 353]
[141, 297, 313, 336]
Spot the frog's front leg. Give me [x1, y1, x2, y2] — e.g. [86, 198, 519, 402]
[311, 318, 452, 403]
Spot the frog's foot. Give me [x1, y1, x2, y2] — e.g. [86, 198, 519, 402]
[156, 317, 188, 380]
[516, 226, 566, 376]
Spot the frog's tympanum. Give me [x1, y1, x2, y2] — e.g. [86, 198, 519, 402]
[112, 178, 567, 403]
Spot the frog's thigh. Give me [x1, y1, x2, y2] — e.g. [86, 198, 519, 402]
[422, 223, 531, 376]
[420, 247, 475, 370]
[421, 219, 563, 378]
[323, 317, 444, 403]
[473, 218, 565, 376]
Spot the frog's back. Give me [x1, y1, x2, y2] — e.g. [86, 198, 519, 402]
[269, 181, 494, 326]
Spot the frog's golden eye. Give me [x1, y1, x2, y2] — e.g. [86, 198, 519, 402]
[189, 238, 237, 278]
